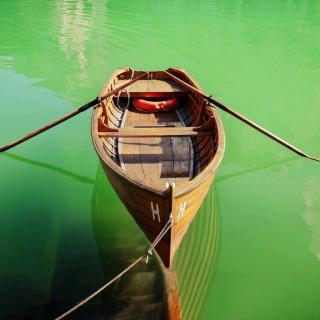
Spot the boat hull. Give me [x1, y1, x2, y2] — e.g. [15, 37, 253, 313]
[91, 67, 225, 268]
[99, 156, 216, 267]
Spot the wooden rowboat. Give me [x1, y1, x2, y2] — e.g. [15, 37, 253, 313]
[91, 68, 225, 267]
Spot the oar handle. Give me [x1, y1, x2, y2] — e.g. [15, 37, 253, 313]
[0, 72, 147, 152]
[164, 70, 320, 162]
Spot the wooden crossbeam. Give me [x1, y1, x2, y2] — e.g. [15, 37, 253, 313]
[98, 126, 212, 138]
[115, 79, 187, 97]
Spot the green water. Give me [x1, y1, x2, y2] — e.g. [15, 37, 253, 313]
[1, 1, 320, 319]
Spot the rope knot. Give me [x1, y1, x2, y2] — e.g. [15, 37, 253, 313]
[145, 248, 153, 264]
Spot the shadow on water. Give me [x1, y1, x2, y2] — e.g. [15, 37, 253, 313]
[0, 153, 219, 319]
[11, 163, 170, 320]
[1, 152, 95, 185]
[92, 165, 220, 320]
[173, 185, 220, 320]
[91, 165, 173, 319]
[216, 156, 297, 183]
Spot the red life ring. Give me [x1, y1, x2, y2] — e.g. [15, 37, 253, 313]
[133, 97, 179, 113]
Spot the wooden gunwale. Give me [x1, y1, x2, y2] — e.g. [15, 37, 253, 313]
[91, 67, 225, 267]
[91, 67, 225, 197]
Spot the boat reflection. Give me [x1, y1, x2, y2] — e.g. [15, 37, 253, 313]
[173, 185, 220, 320]
[303, 175, 320, 261]
[92, 164, 220, 319]
[92, 164, 179, 319]
[1, 153, 220, 319]
[1, 152, 95, 185]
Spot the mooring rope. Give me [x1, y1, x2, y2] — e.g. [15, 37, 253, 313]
[54, 217, 172, 320]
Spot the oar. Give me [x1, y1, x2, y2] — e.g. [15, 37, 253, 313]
[0, 72, 147, 152]
[164, 70, 320, 162]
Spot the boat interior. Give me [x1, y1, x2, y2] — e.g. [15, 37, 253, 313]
[94, 70, 220, 186]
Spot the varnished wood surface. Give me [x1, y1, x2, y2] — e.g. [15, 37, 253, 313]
[91, 67, 225, 267]
[101, 163, 173, 267]
[170, 172, 215, 262]
[115, 79, 187, 97]
[98, 126, 212, 137]
[119, 107, 193, 183]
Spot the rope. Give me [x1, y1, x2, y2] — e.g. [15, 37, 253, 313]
[149, 217, 172, 250]
[130, 68, 135, 80]
[54, 217, 173, 320]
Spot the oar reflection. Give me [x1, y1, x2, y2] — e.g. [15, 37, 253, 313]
[1, 152, 95, 185]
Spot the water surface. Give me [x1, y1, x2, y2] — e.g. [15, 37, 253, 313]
[0, 1, 320, 319]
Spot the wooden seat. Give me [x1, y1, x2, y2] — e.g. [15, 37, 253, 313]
[98, 126, 212, 137]
[98, 116, 215, 138]
[114, 79, 187, 98]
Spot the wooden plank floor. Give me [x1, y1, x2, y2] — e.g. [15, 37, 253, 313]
[118, 107, 193, 184]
